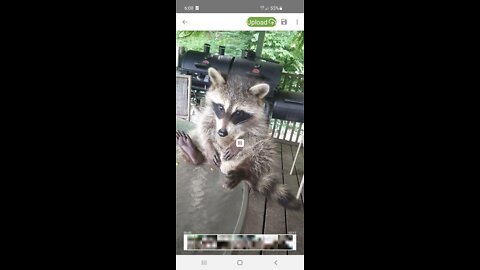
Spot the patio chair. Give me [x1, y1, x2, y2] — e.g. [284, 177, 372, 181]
[290, 134, 304, 200]
[176, 74, 191, 121]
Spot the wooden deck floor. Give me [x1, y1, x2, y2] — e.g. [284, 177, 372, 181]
[233, 139, 305, 255]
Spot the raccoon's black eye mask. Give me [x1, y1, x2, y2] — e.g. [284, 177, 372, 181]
[212, 102, 252, 124]
[231, 110, 252, 125]
[212, 102, 225, 118]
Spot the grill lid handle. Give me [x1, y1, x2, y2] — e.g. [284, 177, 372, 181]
[194, 62, 210, 69]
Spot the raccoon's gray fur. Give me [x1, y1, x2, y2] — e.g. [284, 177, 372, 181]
[176, 68, 301, 210]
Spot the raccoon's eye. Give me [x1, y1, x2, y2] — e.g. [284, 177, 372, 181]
[212, 102, 225, 118]
[231, 110, 252, 125]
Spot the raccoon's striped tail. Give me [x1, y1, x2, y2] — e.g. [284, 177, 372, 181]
[258, 175, 302, 210]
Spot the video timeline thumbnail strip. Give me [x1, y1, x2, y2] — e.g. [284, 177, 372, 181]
[184, 234, 296, 250]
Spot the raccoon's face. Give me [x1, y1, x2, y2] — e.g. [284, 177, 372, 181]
[206, 68, 269, 139]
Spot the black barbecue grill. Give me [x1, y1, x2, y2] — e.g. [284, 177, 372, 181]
[229, 52, 282, 99]
[178, 44, 282, 100]
[179, 44, 234, 92]
[177, 44, 303, 123]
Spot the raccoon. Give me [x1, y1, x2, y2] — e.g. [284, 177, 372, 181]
[176, 67, 301, 210]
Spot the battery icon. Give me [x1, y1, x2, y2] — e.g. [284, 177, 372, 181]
[195, 6, 199, 10]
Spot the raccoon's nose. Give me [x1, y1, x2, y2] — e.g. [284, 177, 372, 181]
[218, 128, 228, 137]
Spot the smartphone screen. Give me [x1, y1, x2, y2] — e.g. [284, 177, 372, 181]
[176, 1, 304, 268]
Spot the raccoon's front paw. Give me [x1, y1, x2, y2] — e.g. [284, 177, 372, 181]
[223, 170, 242, 189]
[212, 152, 221, 167]
[223, 145, 240, 161]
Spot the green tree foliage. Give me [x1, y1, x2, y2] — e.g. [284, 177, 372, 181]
[176, 31, 304, 74]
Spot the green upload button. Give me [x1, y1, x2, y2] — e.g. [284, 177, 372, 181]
[247, 17, 277, 27]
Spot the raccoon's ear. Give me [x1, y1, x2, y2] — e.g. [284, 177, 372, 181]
[208, 68, 226, 88]
[248, 83, 270, 99]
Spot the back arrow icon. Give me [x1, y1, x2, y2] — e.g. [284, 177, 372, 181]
[274, 260, 278, 265]
[182, 20, 187, 24]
